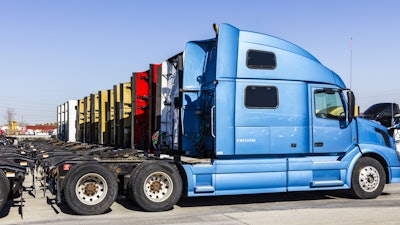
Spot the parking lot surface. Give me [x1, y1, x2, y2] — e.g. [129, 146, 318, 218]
[1, 173, 400, 225]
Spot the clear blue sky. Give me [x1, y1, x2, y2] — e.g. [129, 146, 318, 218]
[1, 1, 399, 125]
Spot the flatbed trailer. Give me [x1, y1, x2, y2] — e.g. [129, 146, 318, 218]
[0, 141, 33, 213]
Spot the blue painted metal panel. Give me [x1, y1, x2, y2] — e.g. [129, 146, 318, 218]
[270, 127, 309, 153]
[214, 24, 239, 157]
[183, 42, 207, 91]
[390, 167, 400, 182]
[310, 85, 356, 153]
[215, 24, 239, 80]
[287, 156, 346, 191]
[351, 142, 400, 185]
[184, 158, 287, 196]
[234, 80, 309, 155]
[183, 40, 218, 91]
[235, 80, 308, 127]
[235, 127, 271, 154]
[182, 165, 196, 196]
[214, 158, 287, 195]
[183, 163, 216, 196]
[214, 80, 235, 156]
[180, 23, 400, 198]
[214, 24, 347, 157]
[339, 146, 363, 186]
[239, 29, 319, 62]
[237, 32, 345, 88]
[356, 118, 400, 182]
[214, 158, 287, 173]
[313, 170, 341, 181]
[288, 170, 312, 190]
[357, 118, 395, 148]
[215, 172, 287, 195]
[358, 144, 400, 169]
[288, 156, 344, 170]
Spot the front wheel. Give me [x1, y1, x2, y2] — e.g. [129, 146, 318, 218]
[63, 163, 118, 215]
[128, 162, 182, 212]
[351, 157, 386, 199]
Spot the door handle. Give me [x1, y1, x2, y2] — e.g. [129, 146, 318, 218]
[314, 142, 324, 147]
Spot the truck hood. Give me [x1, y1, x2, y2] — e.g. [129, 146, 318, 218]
[356, 117, 395, 149]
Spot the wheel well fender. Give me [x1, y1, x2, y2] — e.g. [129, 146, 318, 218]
[362, 153, 389, 183]
[346, 151, 362, 187]
[172, 162, 188, 197]
[346, 153, 389, 186]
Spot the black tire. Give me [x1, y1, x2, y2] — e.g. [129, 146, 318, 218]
[351, 157, 386, 199]
[63, 163, 118, 215]
[128, 162, 182, 212]
[126, 173, 135, 202]
[0, 170, 10, 212]
[8, 179, 21, 199]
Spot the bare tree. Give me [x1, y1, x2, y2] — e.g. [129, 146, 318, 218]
[19, 119, 27, 128]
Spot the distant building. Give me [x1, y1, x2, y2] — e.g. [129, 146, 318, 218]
[26, 125, 57, 135]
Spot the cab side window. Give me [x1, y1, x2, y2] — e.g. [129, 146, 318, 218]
[314, 90, 344, 120]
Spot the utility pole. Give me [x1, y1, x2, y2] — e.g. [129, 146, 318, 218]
[350, 37, 353, 89]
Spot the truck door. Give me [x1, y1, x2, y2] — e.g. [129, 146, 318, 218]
[311, 85, 354, 153]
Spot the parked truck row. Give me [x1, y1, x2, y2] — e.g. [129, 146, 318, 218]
[0, 136, 35, 213]
[3, 23, 400, 217]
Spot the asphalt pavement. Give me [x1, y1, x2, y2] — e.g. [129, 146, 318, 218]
[1, 171, 400, 225]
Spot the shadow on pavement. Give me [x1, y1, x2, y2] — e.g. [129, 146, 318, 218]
[177, 190, 356, 208]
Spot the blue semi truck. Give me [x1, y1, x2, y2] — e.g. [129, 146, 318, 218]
[42, 23, 400, 215]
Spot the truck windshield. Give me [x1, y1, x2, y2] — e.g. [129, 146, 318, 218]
[315, 90, 345, 120]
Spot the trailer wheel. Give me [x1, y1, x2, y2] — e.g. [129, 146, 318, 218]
[63, 163, 118, 215]
[0, 170, 10, 211]
[129, 162, 182, 211]
[351, 157, 386, 199]
[8, 179, 21, 199]
[126, 175, 135, 202]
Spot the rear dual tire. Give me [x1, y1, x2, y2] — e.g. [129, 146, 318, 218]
[128, 162, 182, 212]
[63, 163, 118, 215]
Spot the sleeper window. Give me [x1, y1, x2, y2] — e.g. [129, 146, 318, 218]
[245, 86, 278, 108]
[246, 50, 276, 69]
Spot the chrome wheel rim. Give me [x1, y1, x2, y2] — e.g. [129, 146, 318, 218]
[75, 173, 108, 205]
[143, 172, 173, 202]
[358, 166, 380, 192]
